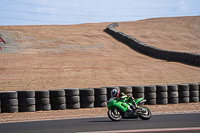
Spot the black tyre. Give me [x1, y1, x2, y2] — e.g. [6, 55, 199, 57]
[156, 98, 168, 104]
[118, 86, 132, 94]
[155, 85, 168, 92]
[168, 98, 179, 104]
[0, 91, 17, 99]
[144, 85, 156, 93]
[18, 98, 35, 105]
[66, 96, 80, 104]
[95, 95, 107, 102]
[177, 84, 189, 91]
[64, 88, 79, 96]
[139, 106, 151, 120]
[179, 97, 189, 103]
[36, 98, 50, 105]
[50, 97, 66, 104]
[36, 104, 51, 111]
[94, 101, 107, 107]
[108, 109, 122, 121]
[94, 88, 106, 95]
[188, 83, 199, 91]
[49, 90, 65, 97]
[126, 93, 133, 97]
[134, 93, 144, 99]
[80, 96, 95, 103]
[2, 99, 18, 106]
[190, 91, 199, 97]
[35, 91, 49, 98]
[51, 104, 66, 110]
[17, 91, 35, 98]
[146, 99, 156, 105]
[190, 97, 199, 102]
[156, 92, 168, 99]
[132, 86, 144, 93]
[1, 106, 18, 113]
[80, 102, 94, 108]
[67, 103, 80, 109]
[167, 84, 178, 92]
[19, 105, 35, 112]
[145, 93, 156, 99]
[79, 88, 94, 96]
[168, 92, 178, 98]
[179, 91, 189, 97]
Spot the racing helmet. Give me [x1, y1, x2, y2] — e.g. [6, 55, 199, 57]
[111, 89, 119, 97]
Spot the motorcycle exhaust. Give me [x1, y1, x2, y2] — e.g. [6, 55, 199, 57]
[138, 99, 146, 104]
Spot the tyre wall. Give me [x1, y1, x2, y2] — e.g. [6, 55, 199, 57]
[79, 88, 95, 108]
[168, 84, 179, 104]
[188, 83, 199, 102]
[64, 88, 80, 109]
[17, 91, 35, 112]
[0, 82, 199, 113]
[0, 91, 18, 113]
[94, 88, 107, 107]
[35, 90, 51, 111]
[177, 84, 190, 103]
[144, 85, 156, 105]
[0, 94, 1, 113]
[156, 85, 168, 104]
[104, 23, 200, 66]
[49, 90, 66, 110]
[118, 86, 132, 97]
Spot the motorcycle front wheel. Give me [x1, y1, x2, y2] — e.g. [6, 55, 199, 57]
[108, 108, 122, 121]
[139, 106, 151, 120]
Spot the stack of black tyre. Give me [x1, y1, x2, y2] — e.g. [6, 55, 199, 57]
[132, 86, 144, 105]
[199, 82, 200, 101]
[156, 85, 168, 104]
[177, 84, 190, 103]
[94, 88, 107, 107]
[118, 86, 132, 97]
[167, 84, 179, 104]
[49, 90, 66, 110]
[65, 88, 80, 109]
[0, 94, 1, 113]
[35, 90, 51, 111]
[17, 91, 35, 112]
[0, 91, 18, 113]
[188, 83, 199, 102]
[80, 88, 94, 108]
[132, 86, 145, 99]
[144, 85, 156, 105]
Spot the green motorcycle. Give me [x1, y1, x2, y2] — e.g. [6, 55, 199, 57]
[107, 97, 151, 121]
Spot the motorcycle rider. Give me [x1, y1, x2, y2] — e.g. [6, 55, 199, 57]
[110, 89, 138, 110]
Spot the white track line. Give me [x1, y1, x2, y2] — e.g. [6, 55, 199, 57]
[80, 127, 200, 133]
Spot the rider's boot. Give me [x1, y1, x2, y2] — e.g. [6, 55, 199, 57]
[130, 101, 139, 110]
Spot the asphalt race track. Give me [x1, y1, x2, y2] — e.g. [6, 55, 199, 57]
[0, 113, 200, 133]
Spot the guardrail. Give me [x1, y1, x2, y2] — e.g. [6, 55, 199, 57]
[0, 82, 199, 113]
[104, 23, 200, 66]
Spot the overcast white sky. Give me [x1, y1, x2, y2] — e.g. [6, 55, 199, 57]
[0, 0, 199, 26]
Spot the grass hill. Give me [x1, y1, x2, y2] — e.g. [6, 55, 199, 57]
[0, 16, 199, 91]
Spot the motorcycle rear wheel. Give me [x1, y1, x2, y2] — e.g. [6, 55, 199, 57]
[139, 106, 151, 120]
[108, 108, 122, 121]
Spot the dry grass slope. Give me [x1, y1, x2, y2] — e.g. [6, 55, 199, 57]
[0, 16, 199, 92]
